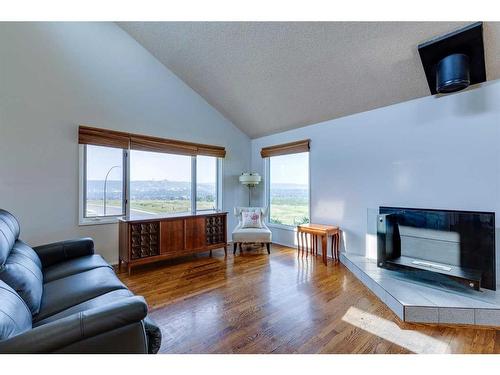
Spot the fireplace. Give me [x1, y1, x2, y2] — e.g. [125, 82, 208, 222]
[377, 206, 496, 291]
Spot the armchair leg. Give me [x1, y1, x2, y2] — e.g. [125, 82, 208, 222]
[233, 242, 237, 254]
[266, 243, 271, 254]
[239, 242, 243, 253]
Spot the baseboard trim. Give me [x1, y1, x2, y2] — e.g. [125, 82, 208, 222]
[271, 240, 337, 259]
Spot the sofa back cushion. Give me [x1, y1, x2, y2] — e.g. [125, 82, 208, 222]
[0, 242, 43, 315]
[0, 210, 43, 316]
[0, 279, 32, 340]
[0, 209, 20, 265]
[11, 240, 42, 269]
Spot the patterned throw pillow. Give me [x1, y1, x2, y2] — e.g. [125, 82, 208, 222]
[241, 210, 263, 228]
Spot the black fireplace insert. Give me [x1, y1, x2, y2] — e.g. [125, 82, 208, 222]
[377, 206, 496, 290]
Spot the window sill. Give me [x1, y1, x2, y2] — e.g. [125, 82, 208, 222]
[79, 217, 122, 226]
[266, 223, 297, 232]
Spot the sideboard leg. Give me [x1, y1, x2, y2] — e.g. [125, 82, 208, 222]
[224, 245, 227, 257]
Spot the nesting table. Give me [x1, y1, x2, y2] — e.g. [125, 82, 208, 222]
[297, 223, 340, 265]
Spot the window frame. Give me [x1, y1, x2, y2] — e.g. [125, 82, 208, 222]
[79, 145, 222, 225]
[79, 145, 128, 225]
[194, 155, 223, 213]
[264, 151, 311, 230]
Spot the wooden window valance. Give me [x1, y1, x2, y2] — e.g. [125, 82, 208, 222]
[260, 139, 310, 158]
[79, 125, 226, 158]
[78, 126, 131, 149]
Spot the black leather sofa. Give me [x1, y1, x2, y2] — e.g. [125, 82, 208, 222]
[0, 209, 161, 353]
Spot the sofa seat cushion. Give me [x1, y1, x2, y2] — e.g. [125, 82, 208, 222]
[232, 224, 272, 243]
[0, 250, 43, 315]
[36, 267, 127, 322]
[34, 289, 134, 326]
[0, 280, 32, 340]
[43, 254, 111, 283]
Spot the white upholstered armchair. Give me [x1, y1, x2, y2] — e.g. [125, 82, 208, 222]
[232, 207, 272, 254]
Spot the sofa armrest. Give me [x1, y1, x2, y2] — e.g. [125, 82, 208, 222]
[0, 296, 148, 353]
[33, 237, 95, 268]
[144, 315, 162, 354]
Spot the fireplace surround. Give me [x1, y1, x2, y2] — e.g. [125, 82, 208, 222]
[377, 206, 496, 291]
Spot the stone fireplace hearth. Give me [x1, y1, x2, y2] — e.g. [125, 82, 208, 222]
[341, 252, 500, 327]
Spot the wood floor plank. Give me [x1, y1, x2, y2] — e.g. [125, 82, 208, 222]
[117, 244, 500, 354]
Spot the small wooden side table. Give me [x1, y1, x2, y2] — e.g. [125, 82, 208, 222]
[297, 223, 340, 265]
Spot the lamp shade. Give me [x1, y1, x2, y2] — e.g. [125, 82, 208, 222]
[239, 172, 261, 186]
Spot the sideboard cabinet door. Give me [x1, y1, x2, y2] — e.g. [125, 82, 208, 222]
[160, 219, 185, 254]
[185, 217, 206, 250]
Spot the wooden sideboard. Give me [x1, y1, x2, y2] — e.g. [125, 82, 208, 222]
[119, 211, 228, 274]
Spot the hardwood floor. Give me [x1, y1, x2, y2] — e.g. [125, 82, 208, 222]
[117, 244, 500, 354]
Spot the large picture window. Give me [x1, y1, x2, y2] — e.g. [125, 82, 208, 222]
[130, 150, 192, 215]
[268, 152, 309, 226]
[80, 133, 222, 224]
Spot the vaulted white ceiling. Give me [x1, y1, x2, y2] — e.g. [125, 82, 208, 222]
[118, 22, 500, 138]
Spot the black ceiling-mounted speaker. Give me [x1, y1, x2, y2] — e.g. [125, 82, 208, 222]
[418, 22, 486, 95]
[436, 53, 470, 93]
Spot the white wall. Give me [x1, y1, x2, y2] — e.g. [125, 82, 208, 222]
[0, 22, 250, 264]
[251, 80, 500, 279]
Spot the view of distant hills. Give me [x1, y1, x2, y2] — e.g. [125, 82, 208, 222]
[86, 180, 308, 201]
[268, 183, 308, 199]
[86, 180, 214, 201]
